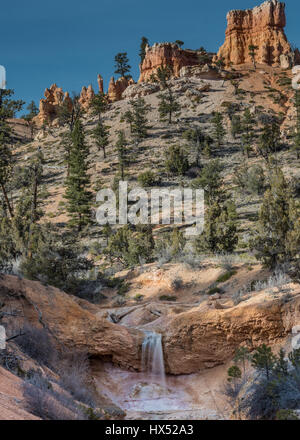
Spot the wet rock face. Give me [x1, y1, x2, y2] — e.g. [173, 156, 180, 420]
[138, 43, 202, 83]
[217, 0, 292, 67]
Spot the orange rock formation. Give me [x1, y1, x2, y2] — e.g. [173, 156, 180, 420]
[217, 0, 294, 68]
[138, 43, 201, 82]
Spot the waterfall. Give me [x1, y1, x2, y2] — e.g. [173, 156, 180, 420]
[141, 331, 166, 388]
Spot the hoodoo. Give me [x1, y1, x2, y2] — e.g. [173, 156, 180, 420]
[217, 0, 297, 68]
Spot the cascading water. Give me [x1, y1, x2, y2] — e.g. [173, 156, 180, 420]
[141, 331, 166, 389]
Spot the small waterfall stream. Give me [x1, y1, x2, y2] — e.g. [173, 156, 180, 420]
[141, 331, 166, 388]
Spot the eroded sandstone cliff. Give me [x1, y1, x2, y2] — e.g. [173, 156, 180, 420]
[217, 0, 294, 67]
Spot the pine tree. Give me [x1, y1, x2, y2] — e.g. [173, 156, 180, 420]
[293, 90, 300, 160]
[158, 88, 180, 124]
[139, 37, 149, 64]
[231, 114, 242, 139]
[23, 101, 38, 140]
[251, 344, 276, 380]
[116, 130, 128, 180]
[64, 120, 92, 231]
[258, 116, 280, 162]
[150, 65, 172, 89]
[92, 121, 110, 159]
[164, 145, 189, 176]
[90, 92, 108, 122]
[241, 109, 255, 158]
[58, 93, 82, 132]
[122, 110, 134, 133]
[193, 160, 238, 253]
[175, 40, 184, 48]
[251, 170, 300, 268]
[183, 126, 207, 166]
[0, 89, 24, 218]
[215, 56, 225, 73]
[114, 52, 131, 78]
[248, 45, 259, 70]
[212, 112, 226, 148]
[130, 98, 151, 142]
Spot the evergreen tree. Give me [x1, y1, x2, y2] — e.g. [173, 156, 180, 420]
[150, 65, 172, 89]
[23, 101, 39, 140]
[215, 56, 225, 73]
[58, 93, 82, 132]
[64, 120, 92, 231]
[139, 37, 149, 64]
[116, 130, 128, 180]
[114, 52, 131, 78]
[241, 109, 255, 158]
[251, 170, 300, 268]
[211, 112, 226, 148]
[293, 90, 300, 159]
[165, 145, 189, 176]
[0, 89, 25, 218]
[92, 121, 110, 159]
[183, 126, 208, 166]
[251, 344, 276, 380]
[121, 110, 134, 133]
[90, 92, 108, 122]
[258, 116, 280, 162]
[193, 160, 238, 253]
[130, 98, 151, 142]
[175, 40, 184, 48]
[158, 88, 180, 124]
[231, 114, 242, 139]
[234, 347, 251, 375]
[248, 45, 259, 70]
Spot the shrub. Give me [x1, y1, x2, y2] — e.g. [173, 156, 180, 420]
[164, 145, 189, 176]
[159, 295, 177, 302]
[216, 270, 237, 283]
[171, 276, 183, 290]
[137, 170, 156, 187]
[15, 324, 55, 368]
[207, 287, 223, 295]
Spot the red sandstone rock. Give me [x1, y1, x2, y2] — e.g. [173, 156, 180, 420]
[97, 74, 104, 94]
[108, 76, 135, 102]
[217, 0, 292, 67]
[139, 43, 201, 82]
[79, 84, 95, 111]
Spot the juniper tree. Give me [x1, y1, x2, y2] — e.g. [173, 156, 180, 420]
[249, 44, 259, 70]
[64, 119, 92, 231]
[92, 121, 110, 159]
[116, 130, 128, 180]
[211, 112, 226, 148]
[158, 88, 180, 124]
[114, 52, 131, 78]
[23, 101, 39, 140]
[139, 36, 149, 64]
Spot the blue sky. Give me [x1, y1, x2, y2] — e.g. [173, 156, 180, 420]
[1, 0, 299, 115]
